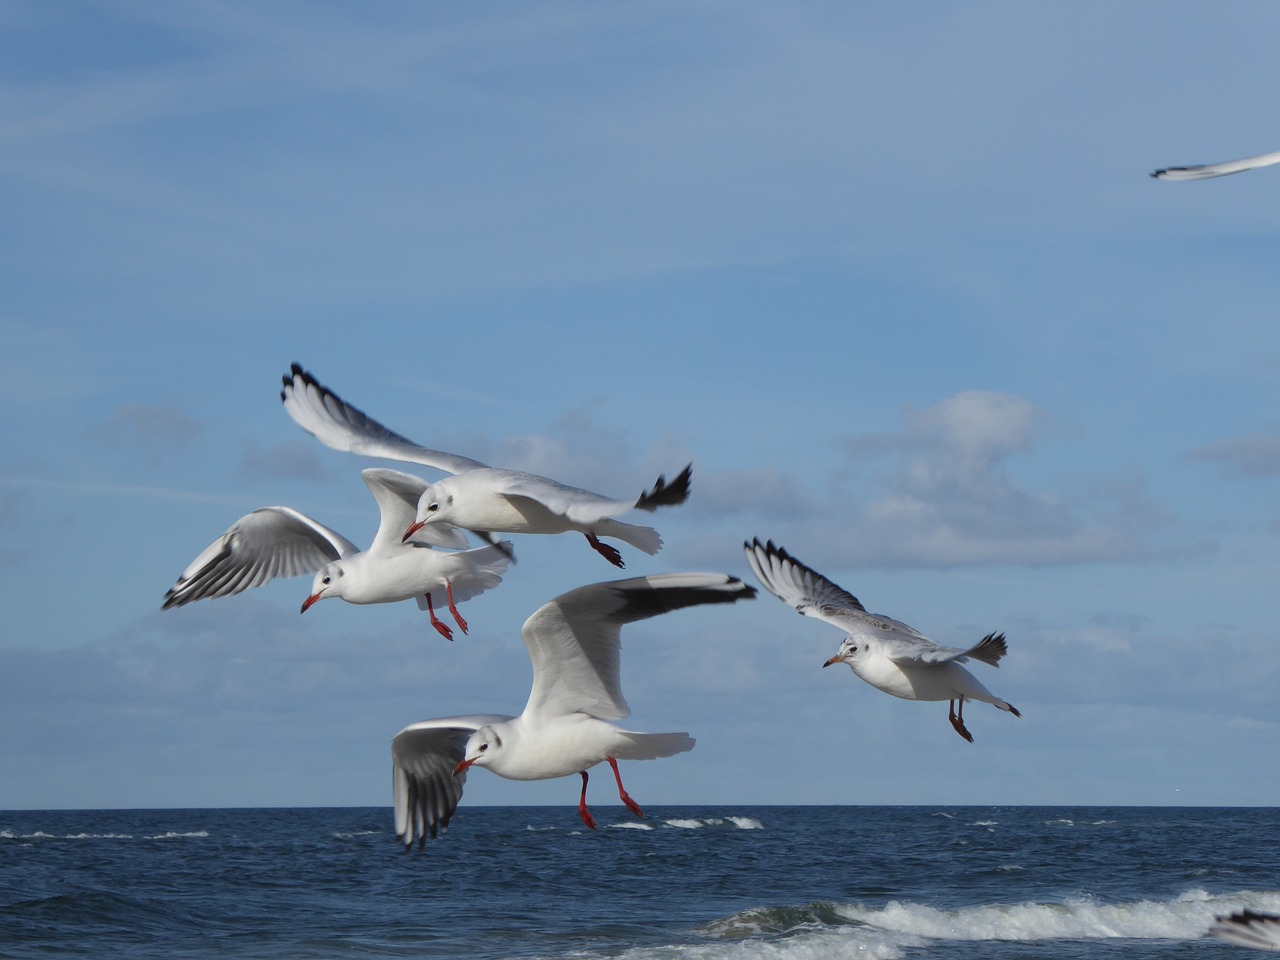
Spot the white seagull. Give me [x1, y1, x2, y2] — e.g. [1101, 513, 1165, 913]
[163, 467, 513, 640]
[1152, 149, 1280, 181]
[281, 363, 692, 568]
[744, 538, 1020, 743]
[390, 572, 756, 849]
[1210, 911, 1280, 951]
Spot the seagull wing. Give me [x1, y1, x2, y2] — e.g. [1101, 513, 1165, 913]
[521, 573, 756, 722]
[1152, 149, 1280, 180]
[878, 630, 1008, 667]
[281, 363, 488, 474]
[495, 471, 639, 524]
[496, 464, 694, 525]
[391, 714, 511, 850]
[1210, 911, 1280, 951]
[745, 538, 890, 633]
[163, 507, 359, 608]
[361, 468, 469, 552]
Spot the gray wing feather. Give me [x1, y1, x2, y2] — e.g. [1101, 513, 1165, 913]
[163, 507, 358, 608]
[521, 573, 756, 721]
[281, 363, 488, 475]
[390, 714, 510, 850]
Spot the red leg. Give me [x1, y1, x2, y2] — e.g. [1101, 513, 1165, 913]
[585, 533, 625, 568]
[607, 757, 644, 819]
[444, 579, 468, 635]
[425, 594, 454, 641]
[948, 699, 974, 743]
[577, 771, 597, 830]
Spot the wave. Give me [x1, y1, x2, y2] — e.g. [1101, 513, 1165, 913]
[624, 889, 1280, 960]
[0, 830, 208, 841]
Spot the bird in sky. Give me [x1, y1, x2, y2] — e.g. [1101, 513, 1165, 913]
[282, 363, 692, 568]
[1151, 148, 1280, 180]
[744, 538, 1020, 743]
[391, 572, 756, 849]
[163, 467, 512, 640]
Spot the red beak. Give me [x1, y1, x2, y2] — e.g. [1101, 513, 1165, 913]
[402, 519, 426, 543]
[452, 757, 475, 777]
[300, 592, 322, 614]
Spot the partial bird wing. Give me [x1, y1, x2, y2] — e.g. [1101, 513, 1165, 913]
[1152, 149, 1280, 181]
[391, 714, 511, 850]
[879, 630, 1008, 667]
[521, 573, 756, 721]
[1210, 910, 1280, 951]
[744, 537, 919, 633]
[361, 468, 469, 552]
[163, 507, 359, 608]
[492, 464, 693, 525]
[281, 363, 488, 474]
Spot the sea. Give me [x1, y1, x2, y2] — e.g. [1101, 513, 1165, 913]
[2, 805, 1277, 959]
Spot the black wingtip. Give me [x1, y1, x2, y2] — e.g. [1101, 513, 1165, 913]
[635, 463, 693, 511]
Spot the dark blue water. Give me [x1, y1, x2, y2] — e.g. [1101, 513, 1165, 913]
[2, 806, 1277, 959]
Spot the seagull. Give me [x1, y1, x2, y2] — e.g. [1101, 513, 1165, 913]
[743, 538, 1020, 743]
[281, 363, 692, 568]
[163, 467, 513, 640]
[1152, 149, 1280, 180]
[1210, 911, 1280, 951]
[391, 571, 756, 849]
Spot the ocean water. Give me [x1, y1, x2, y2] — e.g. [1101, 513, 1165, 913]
[2, 806, 1277, 959]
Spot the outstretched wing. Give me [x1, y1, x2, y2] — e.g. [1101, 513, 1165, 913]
[1209, 910, 1280, 951]
[390, 714, 511, 850]
[745, 538, 890, 630]
[884, 631, 1008, 667]
[281, 363, 488, 474]
[1152, 149, 1280, 181]
[746, 538, 974, 658]
[361, 468, 469, 552]
[163, 507, 358, 608]
[521, 573, 756, 721]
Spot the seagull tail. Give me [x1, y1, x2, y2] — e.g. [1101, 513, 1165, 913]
[611, 731, 695, 761]
[593, 519, 663, 555]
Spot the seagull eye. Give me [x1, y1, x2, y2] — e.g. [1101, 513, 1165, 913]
[321, 576, 331, 585]
[427, 502, 439, 513]
[478, 742, 488, 752]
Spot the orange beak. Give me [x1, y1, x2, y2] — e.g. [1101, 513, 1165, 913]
[452, 757, 475, 777]
[402, 519, 427, 543]
[823, 654, 844, 668]
[300, 592, 323, 614]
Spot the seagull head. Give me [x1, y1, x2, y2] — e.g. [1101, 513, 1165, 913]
[402, 483, 456, 542]
[454, 726, 502, 776]
[823, 636, 860, 668]
[301, 563, 345, 613]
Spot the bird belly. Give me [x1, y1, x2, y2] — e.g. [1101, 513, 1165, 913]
[336, 552, 440, 605]
[493, 716, 616, 781]
[852, 658, 981, 703]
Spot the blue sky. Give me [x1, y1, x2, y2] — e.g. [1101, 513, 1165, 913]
[2, 1, 1278, 812]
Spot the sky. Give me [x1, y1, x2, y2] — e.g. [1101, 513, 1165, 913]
[2, 1, 1278, 813]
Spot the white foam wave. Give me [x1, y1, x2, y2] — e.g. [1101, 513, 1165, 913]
[1, 830, 136, 840]
[836, 889, 1280, 942]
[656, 817, 765, 831]
[608, 821, 655, 831]
[146, 831, 210, 839]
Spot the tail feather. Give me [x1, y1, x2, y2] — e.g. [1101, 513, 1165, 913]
[613, 731, 695, 761]
[596, 518, 663, 555]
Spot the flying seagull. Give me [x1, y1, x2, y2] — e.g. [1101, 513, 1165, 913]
[744, 538, 1020, 742]
[1152, 149, 1280, 180]
[391, 572, 756, 849]
[1210, 911, 1280, 952]
[282, 364, 692, 568]
[163, 467, 512, 640]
